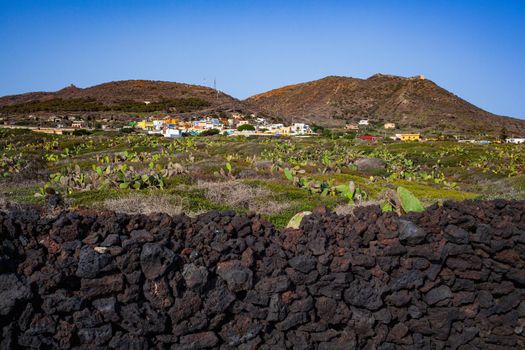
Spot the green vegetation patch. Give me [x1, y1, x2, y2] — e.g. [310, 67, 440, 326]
[2, 131, 523, 227]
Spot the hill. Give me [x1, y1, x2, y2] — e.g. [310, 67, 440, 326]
[245, 74, 525, 135]
[0, 80, 244, 115]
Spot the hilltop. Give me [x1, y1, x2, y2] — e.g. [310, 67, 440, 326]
[245, 74, 525, 135]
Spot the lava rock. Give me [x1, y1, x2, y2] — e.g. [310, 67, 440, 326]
[444, 225, 470, 244]
[179, 331, 219, 349]
[424, 285, 452, 305]
[344, 278, 384, 310]
[0, 274, 32, 316]
[76, 245, 114, 278]
[140, 243, 176, 279]
[182, 263, 209, 289]
[398, 220, 427, 245]
[2, 200, 525, 349]
[216, 260, 253, 292]
[289, 255, 317, 273]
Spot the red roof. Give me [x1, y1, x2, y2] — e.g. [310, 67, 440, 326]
[358, 135, 378, 141]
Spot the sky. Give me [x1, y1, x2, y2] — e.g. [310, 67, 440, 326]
[0, 0, 524, 118]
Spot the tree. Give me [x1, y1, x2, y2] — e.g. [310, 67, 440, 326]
[73, 129, 92, 136]
[310, 124, 325, 133]
[500, 127, 508, 141]
[237, 124, 255, 131]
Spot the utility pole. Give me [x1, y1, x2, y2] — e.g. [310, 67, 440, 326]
[214, 78, 218, 101]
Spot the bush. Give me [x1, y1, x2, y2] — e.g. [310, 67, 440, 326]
[72, 129, 92, 136]
[237, 124, 255, 131]
[321, 129, 333, 138]
[310, 124, 325, 133]
[200, 128, 220, 136]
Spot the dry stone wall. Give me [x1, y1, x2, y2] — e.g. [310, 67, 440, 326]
[1, 200, 525, 349]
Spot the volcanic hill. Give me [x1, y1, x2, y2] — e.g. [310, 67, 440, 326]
[244, 74, 525, 134]
[0, 80, 244, 115]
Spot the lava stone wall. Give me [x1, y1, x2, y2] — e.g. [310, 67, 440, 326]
[1, 200, 525, 349]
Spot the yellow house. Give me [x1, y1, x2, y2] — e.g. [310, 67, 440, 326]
[137, 121, 154, 130]
[397, 133, 421, 141]
[163, 117, 178, 124]
[280, 126, 292, 135]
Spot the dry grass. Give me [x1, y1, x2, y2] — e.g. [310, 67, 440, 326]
[103, 193, 185, 216]
[479, 175, 525, 200]
[196, 180, 290, 214]
[333, 204, 355, 216]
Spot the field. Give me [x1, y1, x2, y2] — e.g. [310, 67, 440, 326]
[1, 128, 524, 227]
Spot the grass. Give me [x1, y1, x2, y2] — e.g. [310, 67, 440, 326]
[393, 180, 479, 203]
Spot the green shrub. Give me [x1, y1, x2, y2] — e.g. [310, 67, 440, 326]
[237, 124, 255, 131]
[72, 129, 92, 136]
[200, 128, 221, 136]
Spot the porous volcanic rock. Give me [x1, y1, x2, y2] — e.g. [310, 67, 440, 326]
[0, 200, 525, 349]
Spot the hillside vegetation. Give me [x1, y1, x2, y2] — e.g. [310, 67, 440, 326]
[1, 129, 523, 227]
[0, 97, 210, 113]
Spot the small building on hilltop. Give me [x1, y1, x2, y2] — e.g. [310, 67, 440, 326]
[358, 119, 370, 126]
[384, 122, 396, 129]
[345, 124, 359, 130]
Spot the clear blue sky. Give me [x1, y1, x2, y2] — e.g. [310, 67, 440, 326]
[1, 0, 524, 118]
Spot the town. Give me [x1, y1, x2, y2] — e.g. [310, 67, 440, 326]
[4, 112, 524, 144]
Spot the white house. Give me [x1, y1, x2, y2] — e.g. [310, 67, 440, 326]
[268, 123, 284, 131]
[506, 138, 525, 144]
[358, 119, 370, 126]
[153, 120, 165, 130]
[291, 123, 313, 135]
[255, 117, 267, 125]
[162, 128, 182, 138]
